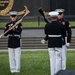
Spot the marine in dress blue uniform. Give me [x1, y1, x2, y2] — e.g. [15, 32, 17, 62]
[55, 9, 72, 70]
[44, 11, 66, 75]
[4, 11, 23, 73]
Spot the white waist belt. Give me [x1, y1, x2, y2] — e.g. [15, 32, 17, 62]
[8, 35, 20, 38]
[48, 35, 61, 37]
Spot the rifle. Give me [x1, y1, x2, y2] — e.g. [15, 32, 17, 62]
[38, 7, 50, 23]
[0, 6, 30, 38]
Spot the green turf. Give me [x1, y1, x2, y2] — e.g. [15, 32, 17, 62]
[70, 21, 75, 26]
[0, 22, 46, 28]
[0, 21, 75, 28]
[0, 50, 75, 75]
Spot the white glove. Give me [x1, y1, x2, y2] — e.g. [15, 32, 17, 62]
[41, 39, 46, 44]
[66, 43, 70, 47]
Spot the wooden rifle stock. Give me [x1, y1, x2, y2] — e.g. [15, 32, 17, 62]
[0, 6, 30, 38]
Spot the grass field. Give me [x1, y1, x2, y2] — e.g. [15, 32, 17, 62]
[0, 21, 75, 28]
[0, 22, 46, 28]
[0, 50, 75, 75]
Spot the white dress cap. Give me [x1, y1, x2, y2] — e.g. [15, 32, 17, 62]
[55, 9, 65, 13]
[9, 11, 18, 16]
[48, 11, 59, 17]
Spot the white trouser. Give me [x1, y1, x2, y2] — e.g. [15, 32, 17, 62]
[8, 47, 21, 72]
[61, 45, 66, 70]
[48, 48, 62, 75]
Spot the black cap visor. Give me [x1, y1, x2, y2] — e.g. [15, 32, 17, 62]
[10, 15, 17, 17]
[59, 12, 63, 15]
